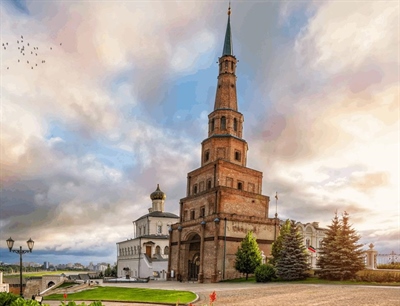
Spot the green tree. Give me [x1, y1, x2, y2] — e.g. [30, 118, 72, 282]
[104, 264, 111, 277]
[269, 219, 291, 266]
[276, 220, 309, 280]
[318, 211, 364, 280]
[234, 231, 262, 280]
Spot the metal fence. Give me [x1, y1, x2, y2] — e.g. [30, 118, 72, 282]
[376, 251, 399, 265]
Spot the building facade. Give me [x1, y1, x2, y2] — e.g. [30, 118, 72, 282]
[296, 221, 327, 269]
[117, 185, 179, 279]
[168, 7, 278, 283]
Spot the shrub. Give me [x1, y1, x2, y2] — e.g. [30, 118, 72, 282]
[356, 270, 400, 283]
[255, 264, 276, 282]
[377, 263, 400, 270]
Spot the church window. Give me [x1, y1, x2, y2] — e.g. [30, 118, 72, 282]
[143, 225, 146, 235]
[193, 184, 198, 194]
[306, 238, 310, 248]
[231, 62, 234, 70]
[237, 182, 243, 190]
[204, 151, 210, 162]
[207, 179, 212, 189]
[157, 223, 162, 234]
[184, 210, 188, 221]
[235, 151, 241, 161]
[211, 119, 215, 131]
[200, 206, 205, 217]
[190, 210, 195, 220]
[234, 118, 238, 131]
[225, 61, 228, 69]
[164, 246, 169, 255]
[155, 246, 161, 255]
[221, 116, 226, 130]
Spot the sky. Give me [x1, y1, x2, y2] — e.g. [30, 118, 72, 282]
[0, 0, 399, 266]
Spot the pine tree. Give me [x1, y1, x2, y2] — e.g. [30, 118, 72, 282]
[276, 220, 310, 280]
[234, 231, 262, 280]
[318, 212, 342, 280]
[318, 211, 365, 280]
[270, 219, 291, 267]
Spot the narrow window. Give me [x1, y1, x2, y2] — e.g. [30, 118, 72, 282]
[200, 206, 205, 217]
[204, 151, 210, 162]
[207, 179, 212, 190]
[238, 182, 243, 190]
[235, 151, 241, 161]
[157, 223, 162, 234]
[211, 119, 215, 131]
[156, 246, 161, 255]
[234, 118, 238, 131]
[225, 61, 228, 69]
[164, 246, 169, 255]
[190, 210, 195, 220]
[184, 210, 188, 221]
[231, 62, 234, 70]
[306, 239, 310, 248]
[221, 116, 226, 130]
[193, 184, 198, 194]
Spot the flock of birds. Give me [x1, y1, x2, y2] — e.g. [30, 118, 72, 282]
[2, 35, 62, 70]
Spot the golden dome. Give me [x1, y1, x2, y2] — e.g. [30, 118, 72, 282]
[150, 184, 166, 200]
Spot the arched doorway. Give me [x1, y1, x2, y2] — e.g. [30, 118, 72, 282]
[186, 233, 200, 281]
[47, 281, 55, 288]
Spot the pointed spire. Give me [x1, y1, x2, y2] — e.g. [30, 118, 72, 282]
[222, 3, 233, 56]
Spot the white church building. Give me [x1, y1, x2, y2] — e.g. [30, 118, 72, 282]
[296, 221, 327, 269]
[116, 185, 179, 279]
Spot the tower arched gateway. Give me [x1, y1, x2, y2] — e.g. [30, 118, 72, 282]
[168, 6, 278, 283]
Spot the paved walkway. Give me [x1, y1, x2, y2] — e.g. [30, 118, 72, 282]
[44, 280, 400, 306]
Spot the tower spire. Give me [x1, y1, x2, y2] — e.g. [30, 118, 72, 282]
[222, 3, 233, 56]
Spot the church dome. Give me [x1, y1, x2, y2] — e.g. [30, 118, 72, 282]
[150, 184, 166, 200]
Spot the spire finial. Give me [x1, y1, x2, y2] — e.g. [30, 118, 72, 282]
[222, 3, 233, 56]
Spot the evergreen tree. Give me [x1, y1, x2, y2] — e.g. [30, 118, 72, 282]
[276, 220, 310, 280]
[234, 231, 262, 280]
[270, 219, 291, 266]
[318, 211, 365, 280]
[318, 211, 342, 280]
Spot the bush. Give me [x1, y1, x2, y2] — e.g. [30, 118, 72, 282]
[255, 264, 276, 282]
[377, 263, 400, 270]
[356, 270, 400, 283]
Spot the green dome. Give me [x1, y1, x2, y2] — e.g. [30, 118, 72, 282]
[150, 184, 166, 200]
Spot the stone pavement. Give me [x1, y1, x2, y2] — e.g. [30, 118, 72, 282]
[43, 280, 400, 306]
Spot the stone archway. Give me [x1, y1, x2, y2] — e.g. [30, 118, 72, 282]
[186, 233, 201, 281]
[47, 281, 55, 288]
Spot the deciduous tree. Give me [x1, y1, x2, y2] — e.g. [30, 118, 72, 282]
[234, 231, 262, 280]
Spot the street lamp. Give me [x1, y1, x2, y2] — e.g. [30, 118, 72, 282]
[6, 237, 34, 297]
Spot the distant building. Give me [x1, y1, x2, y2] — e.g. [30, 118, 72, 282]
[296, 221, 327, 268]
[0, 272, 9, 293]
[116, 185, 179, 279]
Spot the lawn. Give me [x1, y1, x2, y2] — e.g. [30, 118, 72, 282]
[3, 271, 81, 279]
[44, 287, 196, 304]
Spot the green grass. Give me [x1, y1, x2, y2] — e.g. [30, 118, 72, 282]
[44, 287, 196, 304]
[3, 271, 78, 279]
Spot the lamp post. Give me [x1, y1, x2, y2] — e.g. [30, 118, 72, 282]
[6, 237, 34, 297]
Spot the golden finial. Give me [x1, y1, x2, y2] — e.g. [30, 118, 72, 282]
[228, 2, 231, 15]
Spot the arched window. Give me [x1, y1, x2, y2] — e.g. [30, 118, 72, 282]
[207, 179, 212, 189]
[157, 221, 162, 234]
[221, 116, 226, 130]
[211, 119, 215, 131]
[306, 238, 310, 248]
[164, 246, 169, 255]
[234, 118, 238, 131]
[204, 151, 210, 162]
[155, 246, 161, 255]
[193, 184, 198, 194]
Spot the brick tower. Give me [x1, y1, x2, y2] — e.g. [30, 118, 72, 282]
[168, 6, 277, 283]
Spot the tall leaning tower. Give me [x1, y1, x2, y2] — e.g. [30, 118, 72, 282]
[168, 6, 277, 283]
